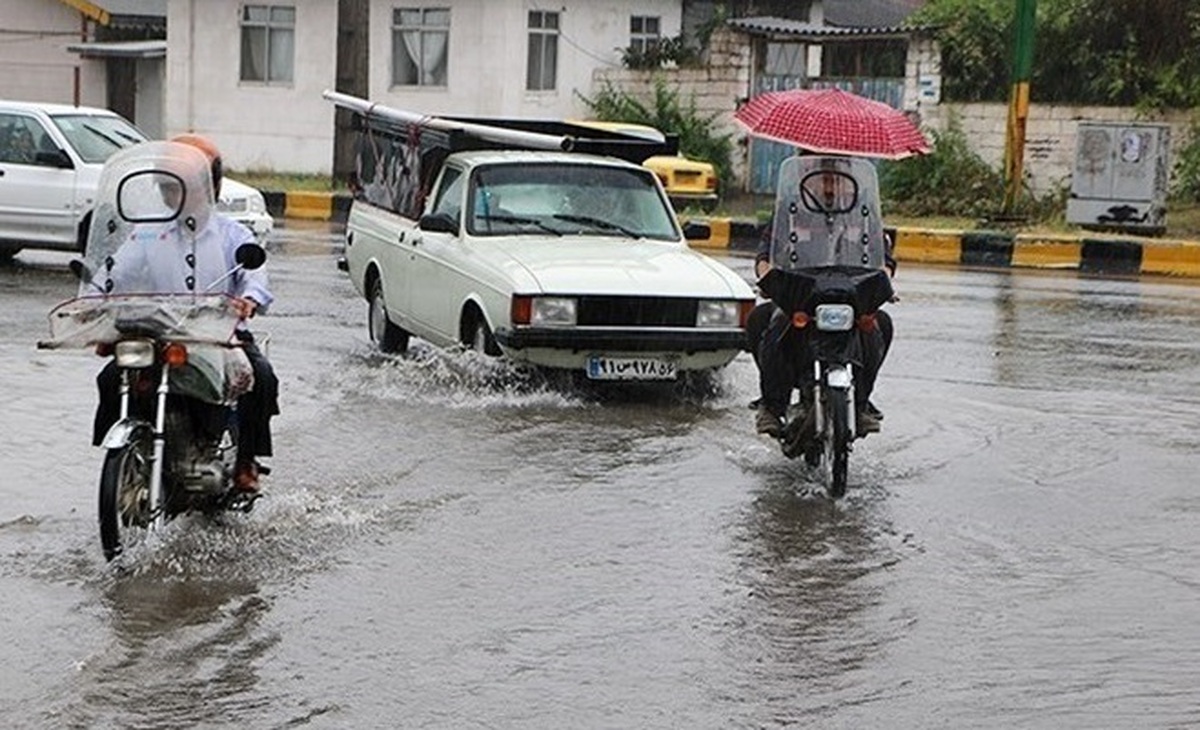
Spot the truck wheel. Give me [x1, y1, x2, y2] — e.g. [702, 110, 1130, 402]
[369, 278, 409, 353]
[468, 315, 501, 356]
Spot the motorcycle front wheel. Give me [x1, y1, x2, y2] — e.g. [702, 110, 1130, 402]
[98, 431, 154, 561]
[825, 387, 852, 499]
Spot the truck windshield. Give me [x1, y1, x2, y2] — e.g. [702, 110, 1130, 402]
[468, 162, 680, 240]
[49, 114, 147, 164]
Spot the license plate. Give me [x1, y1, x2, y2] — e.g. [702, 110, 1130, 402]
[586, 355, 677, 381]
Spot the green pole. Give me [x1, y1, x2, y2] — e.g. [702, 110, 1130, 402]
[1002, 0, 1036, 215]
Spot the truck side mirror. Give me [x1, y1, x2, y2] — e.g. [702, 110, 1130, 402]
[419, 212, 459, 235]
[35, 149, 74, 169]
[682, 221, 711, 241]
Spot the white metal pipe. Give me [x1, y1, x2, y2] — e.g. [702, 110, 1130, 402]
[322, 90, 573, 152]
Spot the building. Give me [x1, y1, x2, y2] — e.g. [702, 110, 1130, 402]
[0, 0, 166, 137]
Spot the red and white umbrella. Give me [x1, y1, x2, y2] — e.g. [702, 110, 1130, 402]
[735, 87, 931, 160]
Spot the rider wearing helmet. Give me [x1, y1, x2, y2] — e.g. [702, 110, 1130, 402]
[91, 134, 279, 493]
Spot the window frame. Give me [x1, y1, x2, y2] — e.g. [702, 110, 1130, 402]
[239, 4, 296, 85]
[525, 10, 559, 92]
[391, 7, 451, 88]
[629, 15, 661, 56]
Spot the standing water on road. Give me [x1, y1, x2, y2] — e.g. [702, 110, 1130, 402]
[2, 225, 1200, 728]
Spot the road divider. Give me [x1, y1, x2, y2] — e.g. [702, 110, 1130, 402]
[687, 216, 1200, 279]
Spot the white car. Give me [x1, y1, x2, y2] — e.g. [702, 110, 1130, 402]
[342, 150, 756, 381]
[0, 99, 272, 257]
[217, 176, 274, 243]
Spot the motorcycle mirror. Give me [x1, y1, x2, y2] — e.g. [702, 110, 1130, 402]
[235, 243, 267, 271]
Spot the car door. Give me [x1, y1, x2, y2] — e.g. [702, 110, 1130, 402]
[0, 112, 78, 247]
[406, 165, 466, 343]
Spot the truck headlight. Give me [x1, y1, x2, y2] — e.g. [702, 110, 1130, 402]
[527, 296, 576, 327]
[696, 299, 740, 328]
[815, 304, 854, 331]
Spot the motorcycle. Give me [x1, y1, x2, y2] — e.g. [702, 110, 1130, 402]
[757, 155, 894, 498]
[37, 140, 268, 561]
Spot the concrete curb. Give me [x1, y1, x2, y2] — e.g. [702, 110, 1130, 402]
[264, 190, 352, 222]
[266, 193, 1200, 278]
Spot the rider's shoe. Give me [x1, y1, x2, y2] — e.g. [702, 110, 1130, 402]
[864, 400, 885, 421]
[857, 408, 882, 435]
[234, 462, 260, 493]
[755, 405, 784, 438]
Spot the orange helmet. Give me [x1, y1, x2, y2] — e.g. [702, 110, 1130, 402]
[171, 133, 223, 197]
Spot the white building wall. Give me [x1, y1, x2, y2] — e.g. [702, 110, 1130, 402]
[368, 0, 682, 118]
[0, 0, 107, 107]
[166, 0, 683, 174]
[166, 0, 338, 174]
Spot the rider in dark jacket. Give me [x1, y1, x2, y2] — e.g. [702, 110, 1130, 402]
[747, 217, 895, 437]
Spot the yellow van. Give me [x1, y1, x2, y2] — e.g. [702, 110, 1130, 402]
[570, 120, 719, 211]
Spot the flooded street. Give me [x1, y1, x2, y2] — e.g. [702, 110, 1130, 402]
[3, 222, 1200, 728]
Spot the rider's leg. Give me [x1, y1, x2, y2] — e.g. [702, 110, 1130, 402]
[856, 309, 893, 431]
[756, 310, 806, 436]
[745, 301, 775, 370]
[233, 331, 279, 490]
[92, 361, 120, 446]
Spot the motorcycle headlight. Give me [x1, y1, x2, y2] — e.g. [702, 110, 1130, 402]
[696, 299, 740, 328]
[815, 304, 855, 332]
[114, 339, 156, 368]
[530, 297, 577, 327]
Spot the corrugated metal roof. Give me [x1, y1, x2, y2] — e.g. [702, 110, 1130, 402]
[96, 0, 165, 17]
[66, 39, 166, 58]
[728, 16, 924, 39]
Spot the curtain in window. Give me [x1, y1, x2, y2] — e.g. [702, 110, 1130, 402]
[268, 27, 294, 82]
[422, 31, 448, 85]
[241, 27, 267, 82]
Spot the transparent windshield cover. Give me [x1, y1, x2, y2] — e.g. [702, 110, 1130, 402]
[40, 141, 231, 350]
[465, 163, 681, 240]
[40, 292, 242, 349]
[79, 140, 214, 298]
[769, 156, 886, 271]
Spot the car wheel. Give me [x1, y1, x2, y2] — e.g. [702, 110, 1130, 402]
[467, 314, 501, 356]
[368, 277, 409, 353]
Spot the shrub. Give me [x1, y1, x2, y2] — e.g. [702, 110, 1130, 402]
[1172, 116, 1200, 203]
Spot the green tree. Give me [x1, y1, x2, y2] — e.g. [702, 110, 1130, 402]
[912, 0, 1200, 107]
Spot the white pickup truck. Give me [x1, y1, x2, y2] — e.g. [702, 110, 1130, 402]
[331, 93, 755, 382]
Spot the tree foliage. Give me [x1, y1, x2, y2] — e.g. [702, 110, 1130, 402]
[911, 0, 1200, 107]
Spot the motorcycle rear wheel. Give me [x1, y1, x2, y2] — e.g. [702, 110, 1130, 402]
[826, 388, 852, 499]
[98, 432, 154, 561]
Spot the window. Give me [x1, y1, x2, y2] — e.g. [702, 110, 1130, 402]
[240, 5, 295, 84]
[763, 42, 807, 76]
[430, 167, 464, 220]
[629, 15, 660, 56]
[0, 114, 49, 165]
[526, 10, 558, 92]
[392, 8, 450, 87]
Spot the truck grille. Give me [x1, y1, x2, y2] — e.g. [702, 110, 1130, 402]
[576, 296, 697, 327]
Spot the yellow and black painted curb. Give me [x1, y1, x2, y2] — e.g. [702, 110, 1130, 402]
[263, 191, 352, 222]
[690, 217, 1200, 279]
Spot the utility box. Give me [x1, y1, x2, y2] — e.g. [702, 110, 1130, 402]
[1066, 122, 1170, 235]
